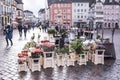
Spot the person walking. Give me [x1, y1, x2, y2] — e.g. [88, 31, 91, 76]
[4, 23, 13, 46]
[23, 25, 28, 39]
[18, 23, 23, 39]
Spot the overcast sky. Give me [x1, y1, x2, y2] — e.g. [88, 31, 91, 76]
[23, 0, 46, 17]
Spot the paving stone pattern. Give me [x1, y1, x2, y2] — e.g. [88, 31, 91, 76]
[0, 28, 120, 80]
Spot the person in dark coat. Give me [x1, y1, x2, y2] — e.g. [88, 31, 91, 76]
[18, 24, 23, 38]
[5, 23, 13, 46]
[23, 25, 28, 39]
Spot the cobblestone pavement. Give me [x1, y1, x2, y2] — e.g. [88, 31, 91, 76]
[0, 28, 120, 80]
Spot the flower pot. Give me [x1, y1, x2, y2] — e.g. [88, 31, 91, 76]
[92, 49, 105, 65]
[56, 54, 65, 66]
[66, 54, 75, 66]
[78, 54, 87, 65]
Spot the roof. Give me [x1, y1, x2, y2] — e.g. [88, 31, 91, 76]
[38, 9, 45, 13]
[47, 0, 96, 6]
[15, 0, 23, 4]
[24, 10, 33, 14]
[104, 0, 120, 5]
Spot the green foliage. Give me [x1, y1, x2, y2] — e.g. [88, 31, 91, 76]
[22, 41, 36, 50]
[70, 39, 83, 54]
[38, 34, 41, 39]
[48, 29, 58, 35]
[96, 34, 101, 39]
[56, 46, 69, 55]
[31, 33, 35, 40]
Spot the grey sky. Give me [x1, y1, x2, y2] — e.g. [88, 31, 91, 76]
[23, 0, 46, 17]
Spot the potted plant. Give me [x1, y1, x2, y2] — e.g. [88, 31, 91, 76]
[56, 47, 66, 66]
[103, 37, 110, 43]
[70, 39, 87, 65]
[37, 34, 41, 42]
[48, 29, 57, 38]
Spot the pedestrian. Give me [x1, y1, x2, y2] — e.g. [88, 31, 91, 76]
[4, 23, 13, 46]
[23, 25, 28, 39]
[18, 23, 23, 38]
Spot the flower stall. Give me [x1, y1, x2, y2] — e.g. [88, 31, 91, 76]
[18, 53, 27, 72]
[28, 48, 43, 72]
[92, 45, 105, 65]
[41, 43, 55, 68]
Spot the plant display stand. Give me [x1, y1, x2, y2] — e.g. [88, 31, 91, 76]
[56, 54, 65, 66]
[43, 52, 54, 68]
[66, 55, 75, 66]
[70, 52, 76, 62]
[18, 58, 27, 72]
[92, 49, 105, 65]
[28, 49, 43, 72]
[78, 54, 87, 65]
[28, 57, 41, 72]
[18, 62, 27, 72]
[83, 50, 89, 62]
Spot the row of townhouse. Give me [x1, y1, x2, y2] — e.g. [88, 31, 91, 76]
[47, 0, 120, 28]
[0, 0, 23, 29]
[24, 10, 38, 26]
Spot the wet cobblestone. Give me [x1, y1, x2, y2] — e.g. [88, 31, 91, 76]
[0, 28, 120, 80]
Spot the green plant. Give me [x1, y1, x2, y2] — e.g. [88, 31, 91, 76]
[48, 29, 57, 35]
[96, 34, 101, 39]
[60, 47, 69, 55]
[38, 34, 41, 39]
[31, 33, 35, 40]
[56, 46, 69, 55]
[70, 39, 83, 54]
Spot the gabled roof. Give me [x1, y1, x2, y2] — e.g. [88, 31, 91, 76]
[24, 10, 33, 14]
[15, 0, 23, 4]
[38, 9, 45, 13]
[104, 0, 120, 5]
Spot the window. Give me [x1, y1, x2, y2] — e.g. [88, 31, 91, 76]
[81, 9, 83, 12]
[74, 3, 76, 6]
[67, 15, 70, 19]
[63, 9, 66, 12]
[54, 9, 57, 13]
[84, 16, 86, 18]
[81, 16, 83, 18]
[78, 9, 80, 12]
[68, 9, 70, 13]
[68, 4, 70, 7]
[18, 11, 20, 16]
[78, 3, 80, 6]
[74, 9, 76, 12]
[81, 4, 83, 6]
[64, 15, 66, 19]
[84, 9, 86, 12]
[78, 16, 80, 19]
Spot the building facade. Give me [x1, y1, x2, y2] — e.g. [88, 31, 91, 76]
[72, 0, 90, 27]
[49, 0, 72, 26]
[38, 9, 45, 24]
[11, 0, 17, 28]
[90, 0, 104, 29]
[0, 0, 12, 29]
[16, 0, 24, 24]
[24, 10, 35, 25]
[104, 0, 119, 28]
